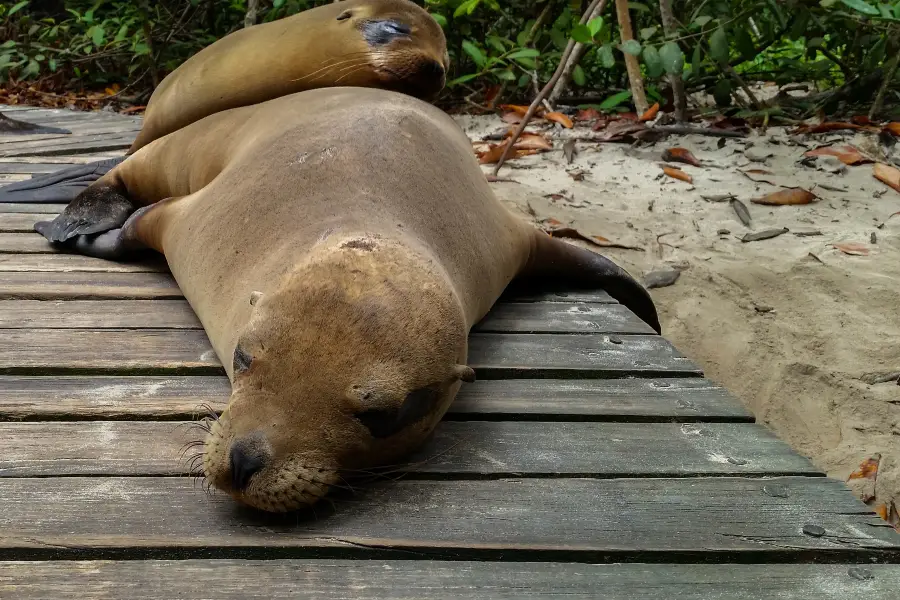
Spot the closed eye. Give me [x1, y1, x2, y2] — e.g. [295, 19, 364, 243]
[354, 385, 443, 438]
[361, 20, 412, 46]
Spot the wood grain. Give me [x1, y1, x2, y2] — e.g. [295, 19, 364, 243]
[1, 560, 897, 599]
[0, 254, 167, 273]
[0, 234, 61, 253]
[0, 476, 896, 558]
[0, 133, 137, 157]
[0, 376, 752, 421]
[0, 272, 182, 299]
[0, 204, 66, 214]
[0, 330, 701, 377]
[0, 421, 818, 478]
[472, 302, 654, 334]
[0, 213, 40, 232]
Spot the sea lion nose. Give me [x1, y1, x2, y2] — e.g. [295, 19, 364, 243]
[229, 441, 266, 491]
[424, 60, 445, 78]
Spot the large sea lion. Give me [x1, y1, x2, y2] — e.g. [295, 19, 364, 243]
[35, 87, 660, 513]
[0, 0, 447, 204]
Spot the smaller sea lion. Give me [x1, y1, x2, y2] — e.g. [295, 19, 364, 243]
[0, 0, 447, 204]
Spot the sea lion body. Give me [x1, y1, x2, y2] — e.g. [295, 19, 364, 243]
[0, 0, 447, 204]
[35, 88, 660, 513]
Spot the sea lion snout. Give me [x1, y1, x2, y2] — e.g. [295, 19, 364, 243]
[228, 431, 271, 491]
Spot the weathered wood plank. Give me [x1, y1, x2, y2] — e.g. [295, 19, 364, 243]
[0, 213, 40, 232]
[0, 162, 77, 174]
[0, 204, 66, 214]
[0, 154, 124, 165]
[2, 560, 897, 600]
[0, 376, 752, 421]
[0, 234, 60, 253]
[0, 254, 167, 273]
[0, 123, 141, 146]
[0, 299, 647, 334]
[0, 272, 182, 299]
[0, 330, 700, 377]
[0, 133, 136, 157]
[0, 476, 896, 558]
[0, 421, 817, 478]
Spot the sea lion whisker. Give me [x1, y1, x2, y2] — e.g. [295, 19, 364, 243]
[290, 57, 371, 83]
[333, 66, 368, 84]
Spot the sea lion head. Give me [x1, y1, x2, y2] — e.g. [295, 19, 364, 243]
[201, 236, 473, 512]
[325, 0, 449, 100]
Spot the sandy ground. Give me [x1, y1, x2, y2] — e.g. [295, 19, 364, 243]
[453, 111, 900, 515]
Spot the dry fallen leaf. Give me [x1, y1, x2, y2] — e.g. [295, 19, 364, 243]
[544, 112, 574, 128]
[662, 147, 702, 167]
[881, 122, 900, 136]
[741, 228, 789, 242]
[851, 115, 874, 126]
[662, 166, 693, 183]
[873, 163, 900, 193]
[515, 133, 553, 150]
[499, 104, 531, 117]
[751, 188, 816, 206]
[832, 242, 870, 256]
[575, 108, 601, 121]
[639, 102, 660, 122]
[731, 199, 752, 227]
[792, 122, 878, 134]
[501, 111, 523, 124]
[595, 120, 648, 141]
[541, 220, 643, 250]
[803, 145, 871, 166]
[849, 455, 880, 480]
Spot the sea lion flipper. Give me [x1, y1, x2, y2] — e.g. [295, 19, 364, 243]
[0, 157, 126, 204]
[40, 203, 158, 261]
[34, 182, 136, 243]
[520, 231, 661, 334]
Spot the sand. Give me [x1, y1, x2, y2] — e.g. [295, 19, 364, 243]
[454, 111, 900, 514]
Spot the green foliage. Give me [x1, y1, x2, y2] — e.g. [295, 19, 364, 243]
[0, 0, 896, 113]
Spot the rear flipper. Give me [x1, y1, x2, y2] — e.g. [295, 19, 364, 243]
[0, 157, 126, 204]
[37, 204, 154, 261]
[33, 183, 136, 243]
[517, 232, 661, 334]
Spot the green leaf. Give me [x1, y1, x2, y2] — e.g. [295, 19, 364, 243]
[600, 89, 632, 111]
[572, 64, 586, 86]
[550, 28, 567, 50]
[709, 26, 728, 63]
[878, 3, 895, 17]
[91, 25, 106, 47]
[642, 45, 663, 78]
[587, 16, 604, 37]
[84, 8, 94, 24]
[734, 28, 755, 59]
[8, 1, 29, 17]
[692, 15, 713, 27]
[599, 44, 615, 68]
[517, 73, 531, 88]
[640, 26, 658, 40]
[0, 40, 16, 49]
[506, 48, 539, 60]
[114, 24, 129, 42]
[819, 0, 837, 6]
[659, 41, 685, 75]
[515, 56, 536, 69]
[22, 59, 39, 78]
[789, 10, 810, 39]
[273, 0, 285, 6]
[430, 13, 447, 27]
[486, 36, 506, 54]
[48, 58, 57, 71]
[461, 40, 486, 68]
[33, 53, 44, 60]
[839, 0, 880, 14]
[806, 37, 824, 48]
[571, 24, 593, 44]
[495, 68, 516, 81]
[447, 73, 478, 86]
[620, 39, 642, 56]
[689, 43, 703, 80]
[628, 2, 650, 12]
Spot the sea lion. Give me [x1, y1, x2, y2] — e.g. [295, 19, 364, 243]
[0, 0, 447, 204]
[35, 87, 660, 513]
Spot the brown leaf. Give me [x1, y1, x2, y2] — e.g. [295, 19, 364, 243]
[596, 120, 648, 141]
[873, 162, 900, 193]
[851, 115, 873, 126]
[662, 147, 702, 167]
[501, 111, 523, 124]
[120, 105, 146, 114]
[849, 456, 880, 481]
[483, 84, 502, 108]
[639, 102, 660, 122]
[544, 112, 574, 128]
[731, 199, 752, 227]
[751, 188, 817, 206]
[792, 121, 879, 134]
[882, 123, 900, 136]
[541, 221, 643, 250]
[741, 228, 789, 242]
[591, 117, 611, 131]
[499, 104, 532, 117]
[477, 143, 509, 164]
[662, 166, 693, 183]
[833, 242, 870, 256]
[616, 112, 639, 122]
[575, 108, 601, 121]
[515, 133, 553, 150]
[804, 145, 871, 166]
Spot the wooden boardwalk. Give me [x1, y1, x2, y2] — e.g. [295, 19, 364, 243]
[0, 104, 899, 599]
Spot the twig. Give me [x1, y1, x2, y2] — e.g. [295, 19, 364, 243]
[658, 0, 687, 122]
[614, 0, 648, 114]
[547, 0, 609, 106]
[870, 30, 900, 120]
[492, 0, 606, 175]
[244, 0, 259, 27]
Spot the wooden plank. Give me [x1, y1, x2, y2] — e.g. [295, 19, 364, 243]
[0, 299, 646, 333]
[0, 330, 701, 377]
[0, 254, 166, 273]
[0, 154, 124, 165]
[0, 205, 66, 215]
[2, 561, 898, 600]
[0, 213, 40, 232]
[0, 162, 79, 174]
[0, 476, 896, 557]
[0, 133, 136, 157]
[0, 421, 818, 478]
[0, 234, 61, 253]
[0, 376, 752, 421]
[0, 123, 141, 146]
[0, 272, 182, 299]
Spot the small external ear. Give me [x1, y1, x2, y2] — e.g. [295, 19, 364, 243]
[233, 346, 253, 375]
[453, 364, 476, 383]
[249, 291, 263, 306]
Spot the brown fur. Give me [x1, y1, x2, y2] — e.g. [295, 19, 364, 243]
[53, 88, 658, 513]
[127, 0, 448, 153]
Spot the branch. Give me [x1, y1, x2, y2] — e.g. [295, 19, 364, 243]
[492, 0, 606, 175]
[244, 0, 259, 28]
[658, 0, 686, 122]
[614, 0, 649, 114]
[870, 30, 900, 120]
[547, 0, 609, 106]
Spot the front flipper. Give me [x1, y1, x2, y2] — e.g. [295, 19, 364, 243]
[41, 204, 155, 261]
[0, 157, 126, 204]
[34, 183, 136, 243]
[518, 231, 661, 334]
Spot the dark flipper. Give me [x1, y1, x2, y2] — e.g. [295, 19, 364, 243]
[0, 157, 126, 204]
[0, 112, 71, 135]
[518, 233, 662, 334]
[33, 183, 136, 243]
[35, 204, 154, 261]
